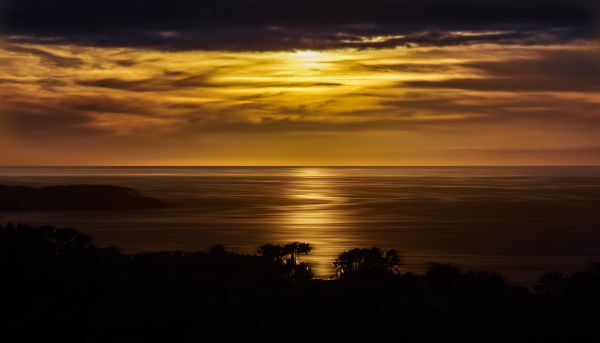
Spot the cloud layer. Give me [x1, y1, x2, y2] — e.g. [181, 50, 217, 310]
[1, 1, 599, 164]
[1, 40, 599, 165]
[1, 0, 598, 50]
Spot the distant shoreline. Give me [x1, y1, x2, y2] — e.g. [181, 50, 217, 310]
[0, 184, 168, 210]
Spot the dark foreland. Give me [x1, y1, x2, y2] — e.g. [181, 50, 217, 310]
[0, 184, 168, 210]
[2, 223, 599, 342]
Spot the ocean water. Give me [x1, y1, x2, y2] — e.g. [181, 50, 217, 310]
[1, 166, 600, 284]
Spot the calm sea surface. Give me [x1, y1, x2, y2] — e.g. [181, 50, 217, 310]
[1, 166, 600, 284]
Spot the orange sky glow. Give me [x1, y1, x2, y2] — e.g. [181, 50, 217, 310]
[1, 40, 599, 165]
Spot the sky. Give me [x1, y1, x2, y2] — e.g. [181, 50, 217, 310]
[0, 0, 599, 166]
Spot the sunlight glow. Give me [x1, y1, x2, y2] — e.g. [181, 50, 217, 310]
[1, 42, 598, 165]
[288, 50, 326, 68]
[292, 50, 321, 59]
[268, 167, 360, 276]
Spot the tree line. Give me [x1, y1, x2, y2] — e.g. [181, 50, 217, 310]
[1, 223, 599, 342]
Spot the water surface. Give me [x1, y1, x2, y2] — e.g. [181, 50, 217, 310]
[1, 166, 599, 284]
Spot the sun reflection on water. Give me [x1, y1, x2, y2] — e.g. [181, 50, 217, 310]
[270, 168, 362, 278]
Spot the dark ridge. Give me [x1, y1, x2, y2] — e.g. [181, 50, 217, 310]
[0, 184, 168, 210]
[2, 223, 600, 342]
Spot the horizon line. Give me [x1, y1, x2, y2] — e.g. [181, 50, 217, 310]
[2, 165, 600, 168]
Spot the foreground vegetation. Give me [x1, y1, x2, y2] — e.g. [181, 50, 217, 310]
[2, 223, 599, 342]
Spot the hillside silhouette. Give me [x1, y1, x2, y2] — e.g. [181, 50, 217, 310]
[0, 184, 168, 210]
[2, 223, 600, 342]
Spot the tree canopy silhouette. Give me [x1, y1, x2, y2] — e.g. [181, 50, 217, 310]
[258, 242, 313, 281]
[332, 247, 401, 279]
[2, 223, 600, 342]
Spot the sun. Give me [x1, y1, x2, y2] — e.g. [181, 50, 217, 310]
[293, 50, 321, 59]
[289, 50, 323, 67]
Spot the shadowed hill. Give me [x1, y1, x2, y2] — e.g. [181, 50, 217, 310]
[0, 184, 168, 210]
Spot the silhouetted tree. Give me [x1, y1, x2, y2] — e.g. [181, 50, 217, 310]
[536, 272, 566, 297]
[258, 242, 313, 281]
[257, 243, 286, 263]
[425, 263, 506, 307]
[4, 223, 600, 341]
[208, 244, 228, 256]
[332, 247, 401, 279]
[282, 242, 312, 264]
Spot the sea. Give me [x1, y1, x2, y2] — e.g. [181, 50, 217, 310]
[1, 166, 599, 285]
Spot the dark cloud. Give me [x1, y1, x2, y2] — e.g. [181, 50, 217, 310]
[114, 59, 138, 67]
[76, 74, 214, 92]
[57, 95, 161, 116]
[180, 117, 464, 135]
[5, 109, 92, 135]
[1, 0, 598, 51]
[0, 92, 165, 131]
[0, 77, 66, 88]
[3, 44, 84, 67]
[354, 63, 453, 74]
[379, 93, 600, 126]
[444, 146, 600, 163]
[406, 77, 600, 92]
[0, 98, 98, 138]
[449, 146, 600, 155]
[76, 76, 343, 92]
[403, 49, 600, 92]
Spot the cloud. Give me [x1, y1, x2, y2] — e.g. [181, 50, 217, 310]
[1, 40, 599, 165]
[0, 104, 98, 138]
[443, 145, 600, 164]
[403, 48, 600, 92]
[1, 42, 599, 137]
[1, 0, 598, 51]
[379, 93, 600, 128]
[76, 76, 344, 92]
[76, 74, 214, 92]
[405, 77, 600, 92]
[0, 77, 67, 88]
[448, 146, 600, 155]
[3, 44, 84, 67]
